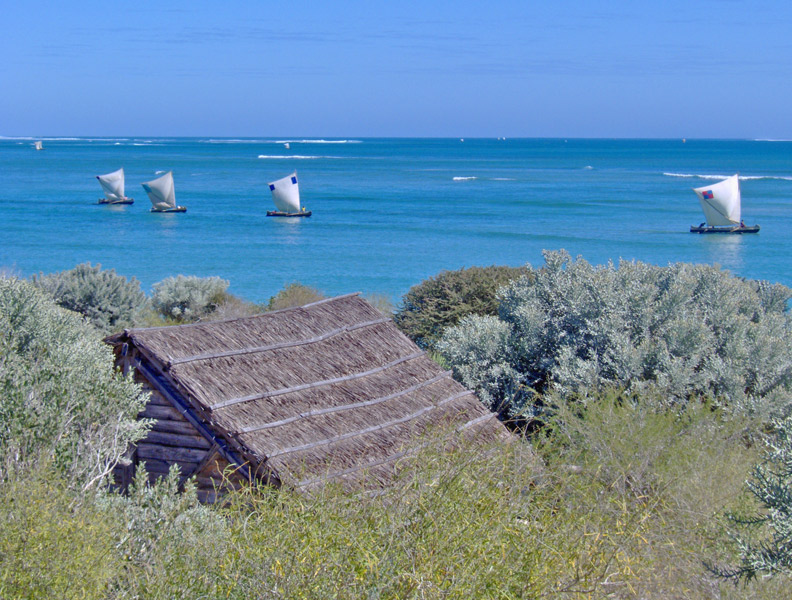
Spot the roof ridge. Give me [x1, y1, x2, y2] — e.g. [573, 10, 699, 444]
[123, 292, 363, 335]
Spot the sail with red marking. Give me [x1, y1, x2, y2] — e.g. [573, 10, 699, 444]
[693, 174, 741, 226]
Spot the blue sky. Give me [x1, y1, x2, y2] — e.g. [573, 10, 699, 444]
[2, 0, 791, 138]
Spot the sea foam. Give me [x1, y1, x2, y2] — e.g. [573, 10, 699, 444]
[257, 155, 337, 160]
[664, 172, 792, 181]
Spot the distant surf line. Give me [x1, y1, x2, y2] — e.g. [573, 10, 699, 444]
[663, 172, 792, 182]
[257, 155, 343, 160]
[204, 139, 362, 145]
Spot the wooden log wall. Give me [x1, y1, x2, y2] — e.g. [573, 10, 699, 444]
[112, 348, 246, 503]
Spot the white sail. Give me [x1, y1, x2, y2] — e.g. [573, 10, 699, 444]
[268, 172, 301, 213]
[34, 141, 43, 150]
[142, 171, 176, 211]
[96, 168, 125, 201]
[693, 174, 741, 226]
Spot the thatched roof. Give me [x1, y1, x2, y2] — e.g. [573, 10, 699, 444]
[109, 293, 508, 491]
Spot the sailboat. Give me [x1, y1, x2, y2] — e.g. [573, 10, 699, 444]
[34, 141, 43, 151]
[142, 171, 186, 213]
[266, 172, 311, 217]
[96, 168, 134, 204]
[690, 174, 759, 234]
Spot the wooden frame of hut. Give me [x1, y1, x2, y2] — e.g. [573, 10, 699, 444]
[107, 294, 507, 501]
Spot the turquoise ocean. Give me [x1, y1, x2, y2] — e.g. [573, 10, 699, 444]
[1, 137, 791, 302]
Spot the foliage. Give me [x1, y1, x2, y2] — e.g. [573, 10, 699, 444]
[438, 250, 792, 420]
[394, 264, 528, 349]
[0, 466, 121, 599]
[715, 413, 792, 582]
[266, 282, 325, 311]
[0, 277, 151, 489]
[1, 410, 787, 599]
[151, 274, 230, 323]
[363, 292, 395, 317]
[101, 465, 232, 597]
[537, 388, 780, 599]
[33, 262, 148, 333]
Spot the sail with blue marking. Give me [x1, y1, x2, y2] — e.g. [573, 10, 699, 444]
[268, 172, 301, 213]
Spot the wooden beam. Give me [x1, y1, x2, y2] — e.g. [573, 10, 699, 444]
[151, 419, 202, 436]
[137, 443, 208, 464]
[142, 430, 213, 450]
[139, 404, 186, 421]
[134, 361, 253, 482]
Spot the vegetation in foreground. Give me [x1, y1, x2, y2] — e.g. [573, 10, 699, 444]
[2, 254, 792, 597]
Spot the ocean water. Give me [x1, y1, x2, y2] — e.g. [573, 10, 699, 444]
[1, 137, 791, 303]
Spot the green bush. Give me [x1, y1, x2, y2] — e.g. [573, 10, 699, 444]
[32, 262, 148, 333]
[0, 467, 122, 599]
[151, 275, 230, 323]
[0, 277, 151, 489]
[715, 412, 792, 582]
[1, 413, 785, 599]
[394, 265, 528, 349]
[438, 250, 792, 420]
[266, 282, 325, 311]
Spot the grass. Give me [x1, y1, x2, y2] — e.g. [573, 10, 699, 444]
[2, 401, 788, 599]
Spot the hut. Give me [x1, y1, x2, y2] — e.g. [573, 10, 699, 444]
[107, 293, 508, 501]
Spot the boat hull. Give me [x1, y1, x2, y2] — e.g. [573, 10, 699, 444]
[151, 206, 187, 213]
[98, 198, 134, 205]
[266, 210, 312, 217]
[690, 224, 759, 234]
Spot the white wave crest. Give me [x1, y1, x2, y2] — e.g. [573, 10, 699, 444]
[491, 177, 515, 181]
[257, 155, 336, 160]
[279, 139, 361, 144]
[155, 170, 166, 175]
[664, 172, 792, 181]
[453, 176, 477, 181]
[202, 138, 362, 144]
[584, 165, 593, 170]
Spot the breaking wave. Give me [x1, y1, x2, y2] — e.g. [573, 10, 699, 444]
[453, 176, 477, 181]
[204, 139, 362, 144]
[257, 155, 338, 160]
[664, 172, 792, 181]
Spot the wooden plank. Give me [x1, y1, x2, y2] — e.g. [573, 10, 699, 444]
[137, 443, 208, 464]
[196, 489, 221, 504]
[142, 430, 213, 450]
[151, 419, 200, 436]
[146, 392, 173, 407]
[139, 404, 186, 421]
[133, 360, 251, 483]
[137, 457, 199, 476]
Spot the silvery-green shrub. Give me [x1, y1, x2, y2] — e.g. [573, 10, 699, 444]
[0, 277, 151, 489]
[152, 275, 230, 322]
[33, 262, 148, 334]
[438, 250, 792, 419]
[715, 412, 792, 581]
